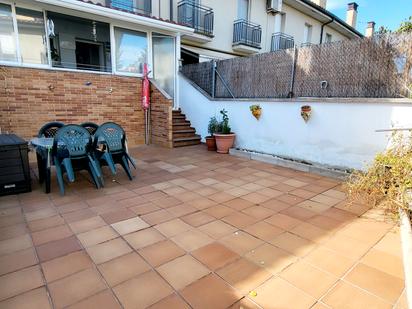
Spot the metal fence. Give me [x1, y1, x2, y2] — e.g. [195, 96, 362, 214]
[181, 33, 412, 99]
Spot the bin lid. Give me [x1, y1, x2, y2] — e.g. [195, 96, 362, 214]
[0, 134, 28, 146]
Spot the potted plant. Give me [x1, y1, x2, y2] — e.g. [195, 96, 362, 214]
[301, 105, 312, 122]
[205, 117, 218, 151]
[345, 130, 412, 306]
[250, 104, 262, 120]
[214, 109, 235, 154]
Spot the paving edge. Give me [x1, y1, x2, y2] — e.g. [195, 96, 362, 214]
[229, 148, 351, 180]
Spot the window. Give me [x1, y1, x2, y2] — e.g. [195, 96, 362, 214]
[114, 27, 147, 74]
[238, 0, 249, 20]
[303, 23, 312, 43]
[16, 8, 47, 64]
[0, 3, 17, 62]
[47, 12, 111, 72]
[325, 33, 332, 43]
[152, 33, 175, 97]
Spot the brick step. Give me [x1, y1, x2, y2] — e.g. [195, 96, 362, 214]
[173, 129, 197, 138]
[172, 114, 186, 120]
[172, 121, 191, 127]
[173, 136, 201, 147]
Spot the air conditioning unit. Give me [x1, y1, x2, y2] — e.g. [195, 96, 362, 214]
[267, 0, 282, 14]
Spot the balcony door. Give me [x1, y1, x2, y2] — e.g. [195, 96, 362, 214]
[152, 33, 175, 98]
[237, 0, 249, 21]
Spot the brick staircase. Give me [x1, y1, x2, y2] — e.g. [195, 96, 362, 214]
[172, 109, 201, 147]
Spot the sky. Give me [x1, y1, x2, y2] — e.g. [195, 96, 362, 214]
[326, 0, 412, 33]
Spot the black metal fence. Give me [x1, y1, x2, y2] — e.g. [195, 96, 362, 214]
[178, 1, 214, 37]
[181, 33, 412, 99]
[271, 33, 294, 51]
[233, 20, 262, 49]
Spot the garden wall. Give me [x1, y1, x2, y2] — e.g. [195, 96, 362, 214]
[0, 66, 173, 147]
[180, 74, 412, 170]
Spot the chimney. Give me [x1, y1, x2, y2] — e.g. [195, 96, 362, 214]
[346, 2, 358, 28]
[365, 21, 375, 37]
[311, 0, 327, 9]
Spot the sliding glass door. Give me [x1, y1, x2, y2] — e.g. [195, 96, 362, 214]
[152, 33, 175, 98]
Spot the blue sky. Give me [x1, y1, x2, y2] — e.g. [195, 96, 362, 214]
[327, 0, 412, 32]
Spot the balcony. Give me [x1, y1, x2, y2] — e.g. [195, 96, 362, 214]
[107, 0, 152, 16]
[271, 32, 294, 51]
[178, 0, 214, 40]
[232, 19, 262, 53]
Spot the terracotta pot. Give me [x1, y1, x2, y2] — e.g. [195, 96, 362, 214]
[214, 133, 236, 154]
[301, 105, 312, 122]
[205, 136, 216, 151]
[252, 109, 262, 120]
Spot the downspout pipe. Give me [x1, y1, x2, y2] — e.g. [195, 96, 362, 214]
[320, 18, 333, 44]
[170, 0, 173, 20]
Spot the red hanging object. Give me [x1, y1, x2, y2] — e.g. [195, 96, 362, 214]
[142, 63, 150, 111]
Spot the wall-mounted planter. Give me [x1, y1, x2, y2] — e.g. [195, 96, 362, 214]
[250, 105, 262, 120]
[301, 105, 312, 122]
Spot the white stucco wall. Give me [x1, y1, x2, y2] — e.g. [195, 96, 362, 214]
[179, 75, 412, 170]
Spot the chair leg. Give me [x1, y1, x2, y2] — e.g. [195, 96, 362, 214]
[54, 162, 65, 195]
[102, 152, 116, 175]
[125, 153, 136, 169]
[93, 161, 105, 187]
[88, 162, 102, 189]
[36, 152, 45, 184]
[121, 155, 133, 181]
[62, 158, 75, 182]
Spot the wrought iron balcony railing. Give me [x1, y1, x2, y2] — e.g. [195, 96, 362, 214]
[233, 19, 262, 48]
[178, 1, 214, 37]
[107, 0, 151, 16]
[300, 42, 314, 48]
[271, 32, 294, 51]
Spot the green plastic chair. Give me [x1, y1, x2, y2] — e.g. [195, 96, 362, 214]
[53, 124, 102, 195]
[92, 122, 136, 182]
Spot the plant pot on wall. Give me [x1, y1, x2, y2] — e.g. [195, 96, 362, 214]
[250, 105, 262, 120]
[214, 133, 236, 154]
[205, 136, 216, 151]
[301, 105, 312, 122]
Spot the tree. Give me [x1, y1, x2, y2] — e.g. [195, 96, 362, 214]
[397, 16, 412, 33]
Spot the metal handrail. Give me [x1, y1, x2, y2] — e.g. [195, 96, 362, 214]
[233, 19, 262, 48]
[178, 0, 214, 36]
[271, 32, 294, 51]
[108, 0, 152, 16]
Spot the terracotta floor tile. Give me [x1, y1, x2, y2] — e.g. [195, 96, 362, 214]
[25, 207, 57, 222]
[154, 218, 192, 237]
[156, 254, 210, 290]
[223, 198, 255, 211]
[48, 268, 107, 308]
[361, 248, 404, 279]
[344, 263, 404, 303]
[66, 290, 121, 309]
[98, 252, 150, 286]
[280, 260, 338, 298]
[32, 224, 73, 246]
[185, 197, 217, 210]
[228, 297, 262, 309]
[124, 227, 165, 249]
[0, 224, 27, 242]
[271, 183, 296, 193]
[0, 287, 51, 309]
[240, 193, 271, 204]
[241, 183, 264, 191]
[289, 188, 318, 199]
[323, 280, 392, 309]
[138, 239, 185, 267]
[181, 211, 215, 227]
[61, 209, 96, 223]
[111, 217, 149, 235]
[276, 194, 305, 206]
[86, 238, 132, 264]
[222, 212, 258, 229]
[264, 213, 302, 230]
[141, 209, 174, 225]
[203, 205, 234, 219]
[77, 226, 118, 247]
[113, 270, 173, 308]
[242, 206, 275, 220]
[208, 192, 236, 203]
[220, 231, 264, 255]
[198, 220, 238, 239]
[297, 200, 332, 213]
[245, 243, 297, 274]
[148, 293, 190, 309]
[311, 194, 341, 206]
[323, 234, 371, 259]
[36, 236, 81, 262]
[0, 234, 32, 256]
[152, 196, 182, 209]
[374, 231, 402, 258]
[181, 273, 242, 309]
[130, 202, 161, 215]
[216, 258, 272, 294]
[192, 242, 239, 270]
[283, 179, 308, 188]
[41, 250, 93, 283]
[171, 229, 213, 252]
[100, 209, 136, 224]
[0, 248, 37, 276]
[225, 187, 250, 197]
[28, 215, 65, 232]
[280, 206, 317, 220]
[307, 215, 345, 231]
[260, 198, 291, 212]
[69, 216, 106, 234]
[57, 201, 89, 214]
[304, 246, 355, 277]
[270, 232, 316, 256]
[290, 222, 331, 243]
[0, 265, 44, 301]
[243, 221, 283, 241]
[254, 277, 316, 309]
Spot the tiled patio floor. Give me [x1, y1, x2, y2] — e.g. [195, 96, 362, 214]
[0, 145, 406, 309]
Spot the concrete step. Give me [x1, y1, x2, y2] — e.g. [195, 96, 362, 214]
[173, 128, 196, 138]
[173, 136, 201, 147]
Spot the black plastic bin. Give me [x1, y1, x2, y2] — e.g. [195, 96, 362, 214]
[0, 134, 31, 196]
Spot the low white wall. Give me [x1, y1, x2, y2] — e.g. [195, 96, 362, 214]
[179, 75, 412, 170]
